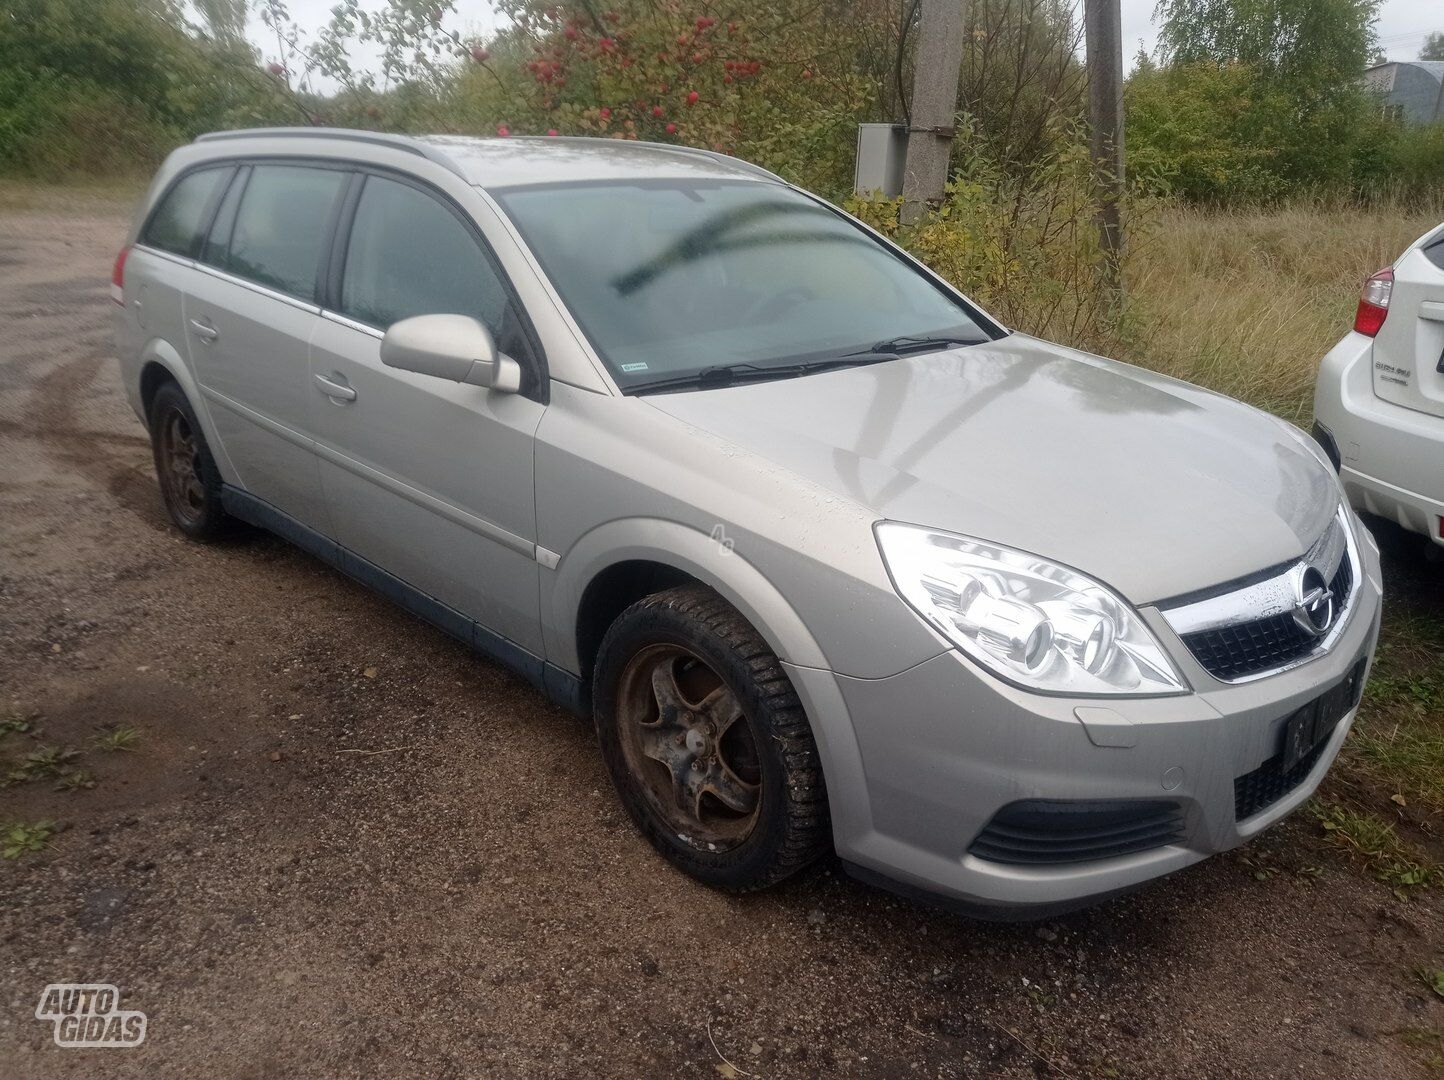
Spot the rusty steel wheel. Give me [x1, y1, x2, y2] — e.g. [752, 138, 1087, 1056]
[594, 585, 830, 891]
[156, 405, 205, 526]
[615, 643, 762, 849]
[147, 380, 236, 541]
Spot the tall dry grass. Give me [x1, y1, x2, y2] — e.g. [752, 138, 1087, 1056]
[1122, 200, 1444, 423]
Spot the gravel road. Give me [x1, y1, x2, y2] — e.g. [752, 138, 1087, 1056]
[1, 191, 1441, 1078]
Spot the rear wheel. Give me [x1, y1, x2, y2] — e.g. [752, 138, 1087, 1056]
[593, 585, 830, 891]
[147, 381, 236, 541]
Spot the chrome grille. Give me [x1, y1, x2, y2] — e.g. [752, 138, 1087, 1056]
[1160, 509, 1358, 683]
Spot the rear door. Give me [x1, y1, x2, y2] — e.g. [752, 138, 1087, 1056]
[1372, 229, 1444, 418]
[184, 161, 351, 534]
[307, 171, 547, 654]
[127, 163, 234, 411]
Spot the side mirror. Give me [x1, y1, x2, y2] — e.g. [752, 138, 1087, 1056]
[379, 314, 522, 394]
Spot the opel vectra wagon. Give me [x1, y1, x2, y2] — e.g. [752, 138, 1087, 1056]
[114, 130, 1381, 917]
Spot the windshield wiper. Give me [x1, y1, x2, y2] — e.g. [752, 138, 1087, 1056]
[628, 354, 898, 394]
[869, 334, 986, 355]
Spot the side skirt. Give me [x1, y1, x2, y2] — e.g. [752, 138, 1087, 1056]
[220, 485, 589, 717]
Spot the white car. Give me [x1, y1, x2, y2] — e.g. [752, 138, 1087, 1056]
[1315, 222, 1444, 548]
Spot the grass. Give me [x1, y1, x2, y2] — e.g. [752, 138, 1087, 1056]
[92, 725, 142, 753]
[1124, 200, 1444, 423]
[1313, 802, 1441, 898]
[0, 176, 145, 215]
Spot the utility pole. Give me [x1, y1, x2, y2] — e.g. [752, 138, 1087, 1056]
[900, 0, 965, 225]
[1085, 0, 1125, 300]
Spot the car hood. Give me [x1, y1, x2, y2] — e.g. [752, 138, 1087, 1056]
[640, 334, 1339, 605]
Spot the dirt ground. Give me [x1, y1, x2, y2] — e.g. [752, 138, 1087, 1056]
[1, 193, 1442, 1079]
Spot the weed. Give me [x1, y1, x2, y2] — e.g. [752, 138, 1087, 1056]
[3, 744, 81, 786]
[92, 726, 141, 753]
[0, 715, 34, 737]
[53, 769, 96, 793]
[1418, 969, 1444, 1001]
[1313, 802, 1442, 898]
[2, 820, 57, 859]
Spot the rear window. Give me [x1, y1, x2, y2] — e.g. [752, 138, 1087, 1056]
[223, 165, 347, 301]
[1423, 232, 1444, 272]
[143, 168, 227, 257]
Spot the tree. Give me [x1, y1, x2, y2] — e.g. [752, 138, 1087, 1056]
[0, 0, 291, 175]
[1150, 0, 1381, 189]
[1421, 31, 1444, 61]
[193, 0, 249, 52]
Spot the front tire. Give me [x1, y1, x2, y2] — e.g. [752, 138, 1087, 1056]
[593, 585, 830, 891]
[147, 381, 236, 541]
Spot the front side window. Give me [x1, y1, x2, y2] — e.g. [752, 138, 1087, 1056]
[143, 168, 228, 257]
[224, 165, 347, 300]
[339, 175, 529, 359]
[493, 180, 992, 390]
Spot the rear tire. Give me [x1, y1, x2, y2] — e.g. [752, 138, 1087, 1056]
[593, 584, 830, 891]
[147, 381, 237, 541]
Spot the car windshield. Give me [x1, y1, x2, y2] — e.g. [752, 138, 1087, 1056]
[492, 179, 992, 391]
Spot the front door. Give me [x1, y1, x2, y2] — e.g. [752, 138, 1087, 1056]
[307, 172, 546, 655]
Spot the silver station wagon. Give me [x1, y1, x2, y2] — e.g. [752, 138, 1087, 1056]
[114, 130, 1381, 918]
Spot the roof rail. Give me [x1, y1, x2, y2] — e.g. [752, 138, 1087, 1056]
[629, 140, 786, 183]
[193, 127, 467, 180]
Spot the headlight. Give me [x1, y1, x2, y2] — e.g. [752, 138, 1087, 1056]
[876, 523, 1189, 696]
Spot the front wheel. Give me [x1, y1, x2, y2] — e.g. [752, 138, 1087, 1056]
[593, 585, 830, 891]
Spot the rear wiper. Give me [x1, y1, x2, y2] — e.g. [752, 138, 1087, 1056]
[628, 354, 898, 394]
[870, 334, 986, 355]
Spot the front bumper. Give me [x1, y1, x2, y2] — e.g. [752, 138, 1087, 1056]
[784, 524, 1383, 918]
[1315, 330, 1444, 545]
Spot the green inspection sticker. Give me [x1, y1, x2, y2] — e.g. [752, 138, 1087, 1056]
[619, 362, 650, 373]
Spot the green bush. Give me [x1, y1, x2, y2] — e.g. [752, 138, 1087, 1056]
[0, 0, 292, 177]
[846, 122, 1146, 354]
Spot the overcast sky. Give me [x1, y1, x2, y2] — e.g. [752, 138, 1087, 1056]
[241, 0, 1441, 94]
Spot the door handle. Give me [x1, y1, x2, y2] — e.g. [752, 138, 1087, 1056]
[314, 372, 357, 402]
[188, 318, 218, 343]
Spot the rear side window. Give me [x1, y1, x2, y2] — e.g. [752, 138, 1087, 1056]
[224, 165, 347, 301]
[143, 168, 227, 257]
[339, 175, 528, 358]
[1423, 233, 1444, 272]
[200, 166, 249, 267]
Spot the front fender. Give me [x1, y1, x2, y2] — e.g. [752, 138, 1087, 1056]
[542, 516, 831, 675]
[542, 517, 880, 853]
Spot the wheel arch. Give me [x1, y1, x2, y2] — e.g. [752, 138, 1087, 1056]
[134, 341, 241, 485]
[135, 340, 196, 424]
[547, 519, 832, 683]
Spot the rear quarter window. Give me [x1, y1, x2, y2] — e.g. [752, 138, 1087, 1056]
[1422, 232, 1444, 272]
[142, 168, 228, 257]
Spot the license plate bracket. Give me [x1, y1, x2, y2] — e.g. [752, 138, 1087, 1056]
[1281, 701, 1329, 773]
[1279, 660, 1367, 772]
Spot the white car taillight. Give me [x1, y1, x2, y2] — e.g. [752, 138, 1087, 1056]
[1353, 266, 1392, 337]
[110, 245, 130, 306]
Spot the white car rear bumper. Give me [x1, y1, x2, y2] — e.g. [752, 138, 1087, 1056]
[1314, 330, 1444, 545]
